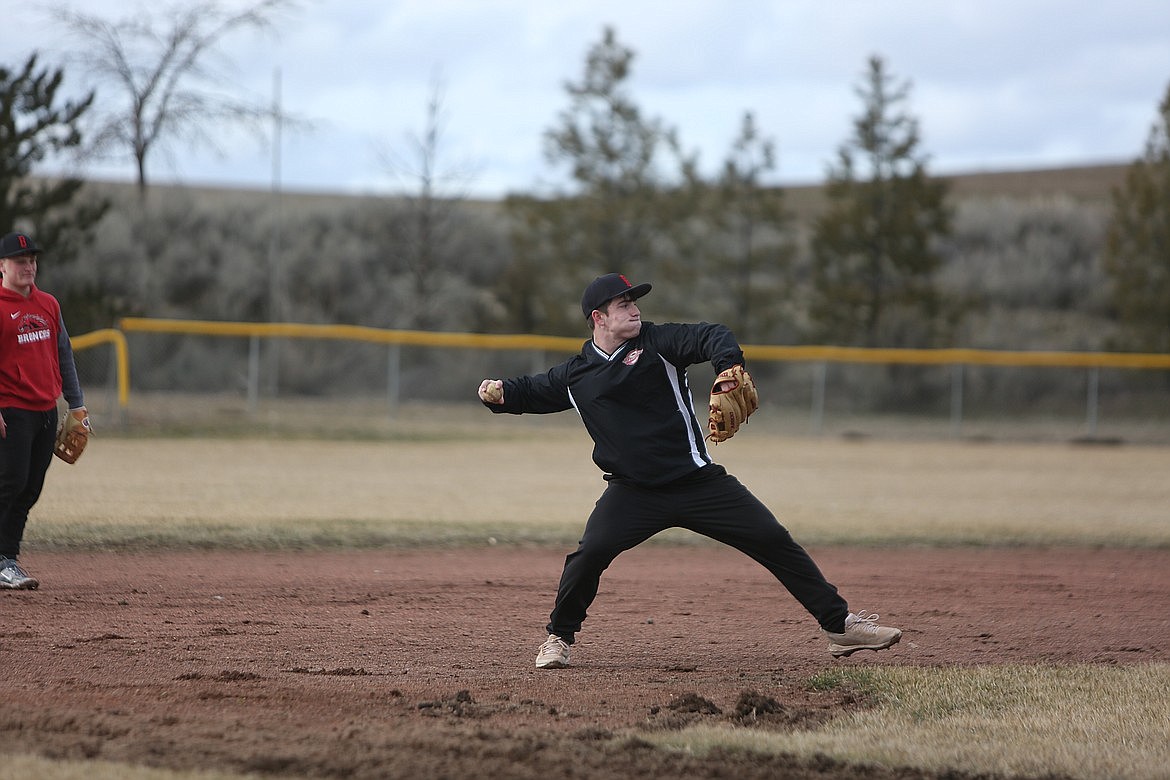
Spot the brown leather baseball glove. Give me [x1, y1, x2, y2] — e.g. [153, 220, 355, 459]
[706, 365, 758, 444]
[54, 407, 93, 464]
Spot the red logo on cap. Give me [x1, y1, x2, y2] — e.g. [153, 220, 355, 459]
[618, 274, 632, 287]
[18, 235, 28, 249]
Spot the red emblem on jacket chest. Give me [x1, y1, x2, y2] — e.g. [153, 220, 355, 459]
[622, 348, 643, 366]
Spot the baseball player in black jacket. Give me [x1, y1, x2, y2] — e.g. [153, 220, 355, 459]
[479, 273, 902, 668]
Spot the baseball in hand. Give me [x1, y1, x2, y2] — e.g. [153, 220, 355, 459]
[479, 380, 503, 403]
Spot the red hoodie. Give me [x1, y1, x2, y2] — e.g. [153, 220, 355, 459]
[0, 284, 64, 411]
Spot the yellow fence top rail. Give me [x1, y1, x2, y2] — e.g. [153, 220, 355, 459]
[119, 317, 583, 352]
[743, 344, 1170, 369]
[118, 317, 1170, 370]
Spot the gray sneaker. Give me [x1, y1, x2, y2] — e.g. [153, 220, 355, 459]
[0, 558, 39, 590]
[535, 634, 570, 669]
[824, 610, 901, 657]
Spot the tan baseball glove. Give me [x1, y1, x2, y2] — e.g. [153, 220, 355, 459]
[54, 407, 93, 464]
[707, 365, 758, 444]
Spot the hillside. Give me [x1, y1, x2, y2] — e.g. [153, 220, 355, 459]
[779, 161, 1128, 222]
[79, 161, 1131, 223]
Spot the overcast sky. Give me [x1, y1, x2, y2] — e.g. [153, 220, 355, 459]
[16, 0, 1170, 198]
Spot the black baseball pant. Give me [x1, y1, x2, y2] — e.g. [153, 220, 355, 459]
[0, 407, 58, 559]
[546, 464, 850, 643]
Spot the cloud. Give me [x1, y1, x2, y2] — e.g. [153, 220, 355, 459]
[14, 0, 1170, 196]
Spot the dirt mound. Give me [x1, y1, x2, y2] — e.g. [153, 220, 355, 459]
[2, 545, 1165, 779]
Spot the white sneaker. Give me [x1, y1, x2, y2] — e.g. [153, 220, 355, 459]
[0, 558, 39, 590]
[824, 610, 901, 657]
[535, 634, 570, 669]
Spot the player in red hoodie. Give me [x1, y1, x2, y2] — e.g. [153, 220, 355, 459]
[0, 232, 89, 589]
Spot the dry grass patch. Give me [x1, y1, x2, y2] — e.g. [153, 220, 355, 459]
[32, 435, 1170, 550]
[649, 664, 1170, 780]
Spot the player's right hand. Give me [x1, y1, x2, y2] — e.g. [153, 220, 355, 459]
[479, 379, 504, 404]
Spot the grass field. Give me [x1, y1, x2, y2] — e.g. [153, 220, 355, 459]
[12, 417, 1170, 779]
[34, 422, 1170, 551]
[649, 664, 1170, 778]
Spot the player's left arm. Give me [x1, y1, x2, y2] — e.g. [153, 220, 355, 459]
[650, 322, 758, 443]
[649, 321, 746, 373]
[55, 314, 92, 463]
[57, 314, 85, 411]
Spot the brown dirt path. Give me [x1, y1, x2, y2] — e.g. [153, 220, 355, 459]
[2, 545, 1168, 779]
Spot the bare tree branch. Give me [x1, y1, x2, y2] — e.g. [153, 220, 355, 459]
[51, 0, 305, 197]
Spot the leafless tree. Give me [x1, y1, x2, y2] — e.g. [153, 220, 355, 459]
[375, 73, 484, 330]
[52, 0, 298, 197]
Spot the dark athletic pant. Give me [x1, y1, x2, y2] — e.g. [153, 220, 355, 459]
[546, 464, 850, 643]
[0, 407, 58, 559]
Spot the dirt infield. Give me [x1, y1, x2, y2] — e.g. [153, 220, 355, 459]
[3, 544, 1167, 779]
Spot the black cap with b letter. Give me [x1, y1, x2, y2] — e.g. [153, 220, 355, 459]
[0, 232, 40, 259]
[580, 273, 651, 319]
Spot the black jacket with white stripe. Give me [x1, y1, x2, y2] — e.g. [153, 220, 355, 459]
[489, 321, 746, 487]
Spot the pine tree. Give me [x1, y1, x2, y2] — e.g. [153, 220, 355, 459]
[809, 55, 952, 348]
[1104, 82, 1170, 353]
[0, 54, 109, 328]
[502, 27, 692, 334]
[701, 111, 795, 343]
[0, 54, 99, 238]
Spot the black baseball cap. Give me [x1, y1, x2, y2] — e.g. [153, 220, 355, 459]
[0, 232, 40, 259]
[581, 273, 652, 319]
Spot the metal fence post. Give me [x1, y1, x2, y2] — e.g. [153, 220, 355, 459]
[107, 340, 124, 428]
[1086, 366, 1100, 438]
[387, 343, 401, 413]
[812, 361, 827, 435]
[247, 335, 260, 414]
[950, 363, 965, 437]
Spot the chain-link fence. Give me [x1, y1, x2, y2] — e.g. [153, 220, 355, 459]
[70, 319, 1170, 443]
